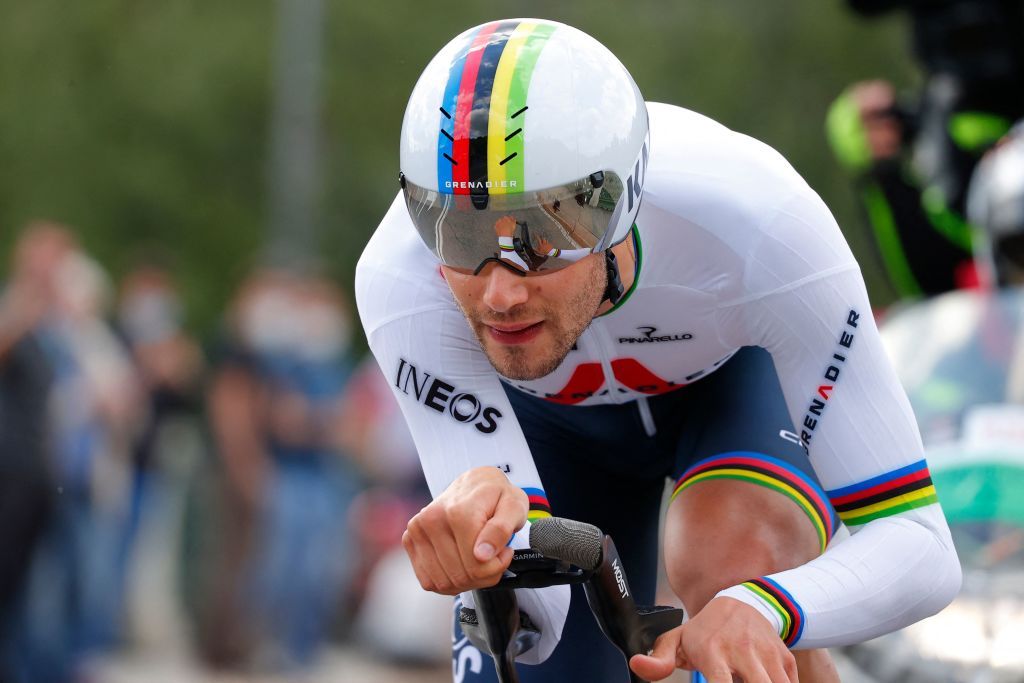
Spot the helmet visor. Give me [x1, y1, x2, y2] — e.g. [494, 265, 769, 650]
[402, 171, 625, 274]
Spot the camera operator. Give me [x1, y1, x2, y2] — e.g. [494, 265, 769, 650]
[827, 0, 1024, 297]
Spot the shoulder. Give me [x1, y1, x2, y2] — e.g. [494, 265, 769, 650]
[644, 102, 818, 220]
[640, 103, 856, 296]
[355, 193, 455, 336]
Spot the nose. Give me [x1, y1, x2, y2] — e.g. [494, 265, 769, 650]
[480, 263, 529, 313]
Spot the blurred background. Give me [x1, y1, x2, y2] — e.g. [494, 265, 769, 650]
[3, 0, 1022, 682]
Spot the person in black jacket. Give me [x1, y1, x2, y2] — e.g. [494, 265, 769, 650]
[0, 224, 61, 679]
[827, 0, 1024, 297]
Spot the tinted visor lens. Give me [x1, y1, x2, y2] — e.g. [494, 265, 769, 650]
[402, 172, 624, 274]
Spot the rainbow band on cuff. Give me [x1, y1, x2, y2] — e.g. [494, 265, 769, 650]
[522, 487, 551, 521]
[741, 577, 805, 647]
[827, 459, 939, 527]
[671, 452, 838, 552]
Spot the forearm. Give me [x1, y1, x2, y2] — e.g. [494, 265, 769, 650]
[717, 505, 961, 649]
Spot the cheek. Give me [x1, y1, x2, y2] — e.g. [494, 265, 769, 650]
[444, 272, 479, 303]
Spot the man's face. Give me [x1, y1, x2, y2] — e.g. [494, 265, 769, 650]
[443, 255, 606, 381]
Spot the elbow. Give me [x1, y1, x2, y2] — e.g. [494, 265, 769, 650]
[890, 511, 963, 622]
[918, 526, 963, 621]
[936, 543, 963, 612]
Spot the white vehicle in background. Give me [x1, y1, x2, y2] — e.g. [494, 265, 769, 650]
[846, 287, 1024, 682]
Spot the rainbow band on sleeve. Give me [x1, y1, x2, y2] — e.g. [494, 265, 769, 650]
[740, 577, 805, 647]
[522, 487, 551, 521]
[827, 458, 939, 526]
[671, 452, 839, 552]
[437, 20, 556, 195]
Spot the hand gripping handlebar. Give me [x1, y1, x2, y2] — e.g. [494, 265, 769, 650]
[460, 517, 685, 683]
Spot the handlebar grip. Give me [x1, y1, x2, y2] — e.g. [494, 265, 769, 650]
[528, 517, 603, 571]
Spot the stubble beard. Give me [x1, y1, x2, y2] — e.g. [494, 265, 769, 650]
[461, 259, 607, 381]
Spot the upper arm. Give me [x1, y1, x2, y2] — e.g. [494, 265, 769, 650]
[715, 191, 933, 509]
[355, 220, 545, 498]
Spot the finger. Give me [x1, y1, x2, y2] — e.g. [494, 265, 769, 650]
[699, 663, 736, 683]
[472, 489, 526, 563]
[730, 647, 777, 683]
[628, 653, 676, 682]
[777, 650, 799, 683]
[732, 660, 771, 683]
[766, 656, 795, 683]
[628, 629, 680, 681]
[402, 529, 447, 593]
[774, 651, 798, 679]
[742, 639, 795, 683]
[424, 526, 474, 593]
[404, 522, 465, 595]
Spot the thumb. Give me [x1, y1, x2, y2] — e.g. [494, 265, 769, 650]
[473, 488, 527, 562]
[629, 628, 681, 681]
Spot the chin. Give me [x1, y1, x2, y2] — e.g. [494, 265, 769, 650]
[483, 338, 571, 381]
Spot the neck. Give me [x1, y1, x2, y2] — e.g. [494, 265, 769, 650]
[595, 235, 636, 316]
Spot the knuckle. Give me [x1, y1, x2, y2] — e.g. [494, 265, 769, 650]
[469, 565, 500, 586]
[706, 665, 732, 682]
[418, 504, 447, 527]
[449, 568, 471, 588]
[447, 503, 477, 528]
[413, 571, 433, 592]
[486, 519, 515, 543]
[406, 511, 427, 535]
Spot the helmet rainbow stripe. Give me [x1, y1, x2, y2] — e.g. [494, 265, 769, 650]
[436, 20, 556, 196]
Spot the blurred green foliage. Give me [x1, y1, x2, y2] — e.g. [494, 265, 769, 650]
[0, 0, 917, 337]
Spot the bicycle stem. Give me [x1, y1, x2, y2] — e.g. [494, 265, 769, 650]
[583, 535, 686, 683]
[470, 587, 523, 683]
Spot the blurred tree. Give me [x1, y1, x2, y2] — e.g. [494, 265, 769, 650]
[0, 0, 273, 331]
[0, 0, 916, 338]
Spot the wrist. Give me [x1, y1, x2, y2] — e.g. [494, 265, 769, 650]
[713, 591, 780, 630]
[736, 577, 804, 647]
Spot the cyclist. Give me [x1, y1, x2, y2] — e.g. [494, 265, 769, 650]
[356, 19, 961, 683]
[967, 120, 1024, 288]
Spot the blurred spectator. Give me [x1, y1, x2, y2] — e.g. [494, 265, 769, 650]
[336, 357, 451, 664]
[966, 121, 1024, 404]
[0, 224, 57, 681]
[336, 356, 425, 617]
[827, 0, 1024, 297]
[203, 268, 360, 671]
[8, 222, 143, 682]
[337, 355, 423, 489]
[114, 259, 204, 652]
[966, 120, 1024, 288]
[117, 260, 204, 480]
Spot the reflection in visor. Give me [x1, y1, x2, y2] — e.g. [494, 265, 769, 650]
[474, 220, 592, 275]
[402, 171, 625, 274]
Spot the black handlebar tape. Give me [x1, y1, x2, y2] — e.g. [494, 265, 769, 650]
[528, 517, 603, 571]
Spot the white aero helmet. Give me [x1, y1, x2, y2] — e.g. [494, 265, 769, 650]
[399, 19, 648, 277]
[967, 121, 1024, 287]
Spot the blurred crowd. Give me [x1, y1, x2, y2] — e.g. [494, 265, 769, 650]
[0, 221, 447, 683]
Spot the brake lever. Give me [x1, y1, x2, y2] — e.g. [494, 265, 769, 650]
[485, 548, 593, 591]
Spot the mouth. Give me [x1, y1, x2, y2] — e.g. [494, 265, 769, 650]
[484, 320, 545, 345]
